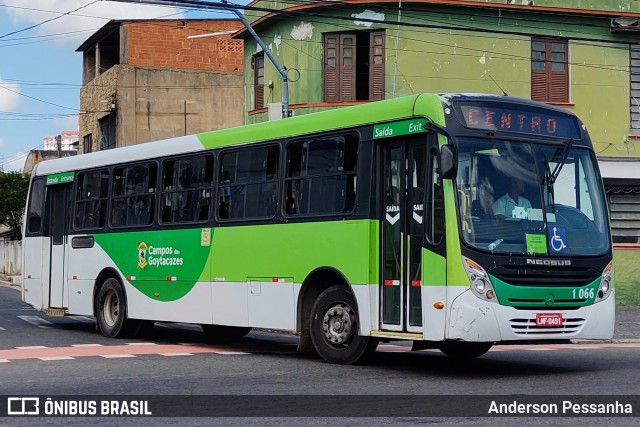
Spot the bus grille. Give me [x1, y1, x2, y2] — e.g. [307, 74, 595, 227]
[490, 265, 599, 287]
[509, 317, 585, 336]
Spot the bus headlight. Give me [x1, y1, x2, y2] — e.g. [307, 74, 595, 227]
[462, 256, 497, 303]
[595, 261, 613, 303]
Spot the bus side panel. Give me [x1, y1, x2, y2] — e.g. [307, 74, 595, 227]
[22, 237, 48, 310]
[211, 281, 248, 327]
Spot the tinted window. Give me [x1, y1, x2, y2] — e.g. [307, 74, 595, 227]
[285, 135, 358, 215]
[74, 170, 109, 230]
[26, 178, 46, 235]
[111, 163, 157, 227]
[160, 155, 213, 223]
[218, 146, 279, 220]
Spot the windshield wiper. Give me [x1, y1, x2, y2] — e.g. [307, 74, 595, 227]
[549, 138, 574, 185]
[544, 154, 555, 209]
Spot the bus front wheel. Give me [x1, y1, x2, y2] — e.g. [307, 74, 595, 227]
[438, 341, 493, 359]
[309, 285, 377, 365]
[96, 278, 138, 338]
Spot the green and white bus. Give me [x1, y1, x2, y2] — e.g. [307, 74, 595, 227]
[22, 93, 614, 364]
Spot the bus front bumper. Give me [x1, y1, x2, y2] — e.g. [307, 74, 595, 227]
[446, 289, 615, 342]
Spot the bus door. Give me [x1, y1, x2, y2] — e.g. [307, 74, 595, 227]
[46, 183, 72, 308]
[380, 138, 427, 333]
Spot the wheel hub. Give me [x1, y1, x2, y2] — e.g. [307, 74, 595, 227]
[322, 303, 356, 348]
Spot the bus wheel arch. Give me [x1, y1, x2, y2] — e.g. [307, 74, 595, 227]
[297, 267, 351, 352]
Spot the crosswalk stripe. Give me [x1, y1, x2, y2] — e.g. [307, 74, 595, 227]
[100, 354, 136, 358]
[71, 344, 103, 348]
[17, 315, 54, 329]
[39, 356, 74, 361]
[0, 326, 6, 331]
[160, 353, 194, 356]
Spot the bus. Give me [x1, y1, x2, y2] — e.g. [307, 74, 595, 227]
[21, 93, 614, 364]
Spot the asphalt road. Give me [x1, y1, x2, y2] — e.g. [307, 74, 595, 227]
[1, 284, 639, 426]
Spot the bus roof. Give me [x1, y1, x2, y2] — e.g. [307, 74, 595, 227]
[33, 93, 568, 177]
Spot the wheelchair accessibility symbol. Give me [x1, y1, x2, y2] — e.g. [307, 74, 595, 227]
[549, 226, 568, 253]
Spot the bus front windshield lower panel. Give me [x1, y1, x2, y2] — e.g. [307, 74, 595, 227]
[455, 138, 609, 256]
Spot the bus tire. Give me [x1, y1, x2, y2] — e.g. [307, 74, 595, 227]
[96, 278, 137, 338]
[309, 285, 377, 365]
[201, 324, 252, 343]
[438, 341, 492, 359]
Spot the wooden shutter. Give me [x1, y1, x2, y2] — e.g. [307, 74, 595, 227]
[340, 34, 356, 102]
[531, 38, 568, 103]
[324, 34, 339, 102]
[369, 31, 385, 101]
[548, 40, 568, 102]
[630, 45, 640, 135]
[254, 53, 264, 109]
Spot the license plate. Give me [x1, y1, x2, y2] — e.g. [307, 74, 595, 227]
[535, 313, 563, 327]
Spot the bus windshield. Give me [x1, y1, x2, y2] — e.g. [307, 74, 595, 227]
[455, 138, 610, 256]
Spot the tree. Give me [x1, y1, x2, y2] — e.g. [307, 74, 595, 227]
[0, 171, 30, 240]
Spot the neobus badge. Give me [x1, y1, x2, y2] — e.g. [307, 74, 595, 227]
[526, 259, 572, 266]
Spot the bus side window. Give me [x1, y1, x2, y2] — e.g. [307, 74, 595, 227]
[26, 178, 46, 235]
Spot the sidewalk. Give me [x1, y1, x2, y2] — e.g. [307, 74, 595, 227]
[1, 277, 638, 341]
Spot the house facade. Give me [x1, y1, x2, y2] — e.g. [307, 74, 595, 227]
[239, 0, 640, 303]
[77, 19, 245, 153]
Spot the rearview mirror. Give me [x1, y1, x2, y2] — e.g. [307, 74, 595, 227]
[440, 144, 456, 180]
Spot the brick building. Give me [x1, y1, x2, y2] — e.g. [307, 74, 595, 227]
[77, 19, 244, 153]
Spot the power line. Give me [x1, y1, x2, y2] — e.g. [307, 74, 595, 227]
[0, 1, 101, 40]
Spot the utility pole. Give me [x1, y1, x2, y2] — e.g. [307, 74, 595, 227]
[55, 135, 62, 158]
[111, 0, 290, 118]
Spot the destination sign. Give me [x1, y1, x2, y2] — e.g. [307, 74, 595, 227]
[458, 104, 580, 139]
[373, 118, 428, 139]
[46, 171, 75, 185]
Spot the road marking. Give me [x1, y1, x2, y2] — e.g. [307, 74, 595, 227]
[160, 353, 194, 356]
[0, 326, 6, 331]
[101, 354, 136, 358]
[16, 346, 48, 349]
[17, 315, 54, 329]
[39, 356, 74, 361]
[71, 344, 103, 348]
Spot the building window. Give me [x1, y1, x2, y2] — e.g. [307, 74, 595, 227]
[99, 113, 116, 150]
[323, 31, 385, 102]
[630, 45, 640, 135]
[253, 52, 264, 110]
[608, 191, 640, 245]
[531, 37, 568, 103]
[83, 134, 92, 153]
[217, 146, 279, 220]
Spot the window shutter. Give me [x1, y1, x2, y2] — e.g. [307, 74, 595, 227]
[340, 34, 356, 102]
[254, 53, 264, 110]
[630, 45, 640, 135]
[549, 40, 568, 103]
[531, 38, 568, 103]
[369, 31, 385, 101]
[324, 34, 339, 102]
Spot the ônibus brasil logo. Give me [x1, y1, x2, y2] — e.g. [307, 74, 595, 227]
[137, 242, 148, 269]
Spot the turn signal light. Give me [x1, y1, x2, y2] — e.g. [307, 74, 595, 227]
[433, 301, 445, 309]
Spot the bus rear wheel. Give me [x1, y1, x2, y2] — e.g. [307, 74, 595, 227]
[438, 341, 493, 359]
[309, 285, 377, 365]
[201, 324, 252, 343]
[96, 278, 138, 338]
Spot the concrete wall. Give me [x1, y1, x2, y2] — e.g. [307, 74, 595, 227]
[2, 240, 21, 277]
[79, 65, 243, 150]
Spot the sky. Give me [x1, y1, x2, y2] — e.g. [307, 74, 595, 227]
[0, 0, 244, 172]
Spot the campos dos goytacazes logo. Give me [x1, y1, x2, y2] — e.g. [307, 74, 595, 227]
[137, 242, 148, 269]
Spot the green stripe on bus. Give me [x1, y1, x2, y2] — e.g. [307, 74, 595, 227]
[490, 275, 601, 308]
